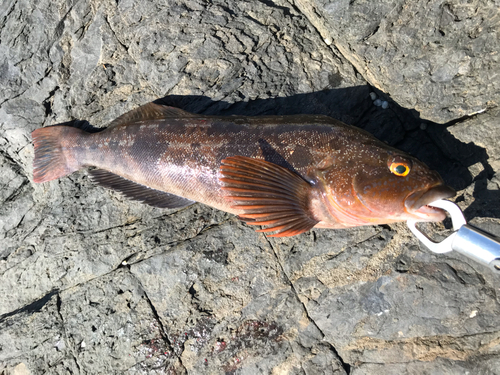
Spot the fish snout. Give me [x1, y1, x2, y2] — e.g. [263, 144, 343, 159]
[405, 184, 456, 221]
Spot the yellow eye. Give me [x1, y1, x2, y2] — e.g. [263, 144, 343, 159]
[387, 155, 412, 176]
[390, 162, 410, 176]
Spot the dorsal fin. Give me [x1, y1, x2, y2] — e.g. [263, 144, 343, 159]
[107, 102, 197, 129]
[57, 119, 104, 133]
[89, 169, 195, 209]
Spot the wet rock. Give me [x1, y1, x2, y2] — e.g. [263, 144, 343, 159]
[1, 0, 499, 374]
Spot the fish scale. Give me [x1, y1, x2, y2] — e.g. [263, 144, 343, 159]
[32, 101, 455, 237]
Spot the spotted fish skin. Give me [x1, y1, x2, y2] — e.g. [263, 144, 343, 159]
[32, 102, 455, 237]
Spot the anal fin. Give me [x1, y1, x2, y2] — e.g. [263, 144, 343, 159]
[89, 169, 195, 209]
[220, 156, 319, 237]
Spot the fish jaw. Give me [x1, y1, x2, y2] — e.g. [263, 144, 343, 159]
[404, 184, 456, 221]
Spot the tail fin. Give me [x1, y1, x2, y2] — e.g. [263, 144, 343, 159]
[32, 126, 85, 183]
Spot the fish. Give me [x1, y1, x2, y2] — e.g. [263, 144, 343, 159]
[32, 101, 456, 237]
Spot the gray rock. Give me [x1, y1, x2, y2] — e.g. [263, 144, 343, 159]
[448, 108, 500, 172]
[1, 0, 499, 374]
[129, 222, 347, 373]
[351, 357, 500, 375]
[0, 291, 80, 374]
[292, 0, 500, 123]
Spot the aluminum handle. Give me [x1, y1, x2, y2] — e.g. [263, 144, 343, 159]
[452, 224, 500, 271]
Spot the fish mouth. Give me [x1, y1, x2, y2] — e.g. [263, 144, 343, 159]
[405, 184, 456, 221]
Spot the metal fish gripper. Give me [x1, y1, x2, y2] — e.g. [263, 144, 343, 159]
[408, 200, 500, 273]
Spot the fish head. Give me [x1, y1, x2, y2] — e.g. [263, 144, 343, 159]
[314, 147, 456, 226]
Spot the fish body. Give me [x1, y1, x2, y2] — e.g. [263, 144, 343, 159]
[32, 102, 455, 237]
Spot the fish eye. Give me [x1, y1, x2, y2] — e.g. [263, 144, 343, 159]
[392, 163, 409, 176]
[388, 156, 412, 177]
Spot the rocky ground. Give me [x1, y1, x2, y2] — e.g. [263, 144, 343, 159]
[1, 0, 499, 374]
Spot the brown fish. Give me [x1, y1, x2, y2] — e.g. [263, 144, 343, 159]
[32, 101, 455, 237]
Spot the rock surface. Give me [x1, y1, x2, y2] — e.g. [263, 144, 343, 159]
[1, 0, 499, 374]
[292, 0, 500, 124]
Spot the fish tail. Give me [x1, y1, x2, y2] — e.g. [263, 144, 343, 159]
[32, 126, 85, 183]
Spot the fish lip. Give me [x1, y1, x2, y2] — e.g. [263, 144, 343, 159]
[405, 184, 456, 221]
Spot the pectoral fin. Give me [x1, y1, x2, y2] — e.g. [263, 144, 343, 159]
[220, 156, 318, 237]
